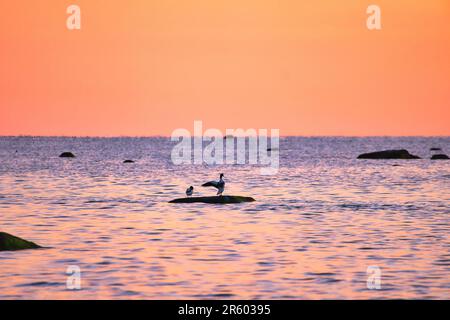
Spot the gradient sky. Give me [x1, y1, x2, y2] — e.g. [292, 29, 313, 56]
[0, 0, 449, 136]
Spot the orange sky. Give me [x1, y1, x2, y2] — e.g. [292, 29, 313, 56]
[0, 0, 449, 136]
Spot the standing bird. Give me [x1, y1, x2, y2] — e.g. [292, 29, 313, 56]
[202, 173, 225, 196]
[186, 186, 194, 197]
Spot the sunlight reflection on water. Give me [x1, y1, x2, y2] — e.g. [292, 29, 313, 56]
[0, 137, 449, 299]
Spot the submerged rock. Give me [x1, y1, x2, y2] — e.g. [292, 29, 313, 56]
[59, 152, 75, 158]
[430, 147, 442, 151]
[431, 154, 449, 160]
[357, 149, 420, 159]
[123, 160, 135, 163]
[169, 195, 255, 204]
[0, 232, 41, 251]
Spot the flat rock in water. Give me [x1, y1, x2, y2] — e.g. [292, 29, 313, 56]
[357, 149, 420, 159]
[123, 160, 135, 163]
[431, 154, 449, 160]
[169, 196, 255, 204]
[430, 147, 442, 151]
[59, 152, 75, 158]
[0, 232, 41, 251]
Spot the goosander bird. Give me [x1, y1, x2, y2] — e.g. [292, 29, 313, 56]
[202, 173, 225, 196]
[186, 186, 194, 197]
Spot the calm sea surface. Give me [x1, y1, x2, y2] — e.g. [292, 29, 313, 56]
[0, 137, 449, 299]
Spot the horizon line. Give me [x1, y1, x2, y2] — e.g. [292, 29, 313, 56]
[0, 134, 449, 138]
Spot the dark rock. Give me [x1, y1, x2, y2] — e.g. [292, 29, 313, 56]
[59, 152, 75, 158]
[357, 149, 420, 159]
[169, 195, 255, 204]
[430, 148, 442, 151]
[123, 160, 135, 163]
[431, 154, 449, 160]
[0, 232, 41, 251]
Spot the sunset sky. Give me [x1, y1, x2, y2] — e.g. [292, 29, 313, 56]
[0, 0, 449, 136]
